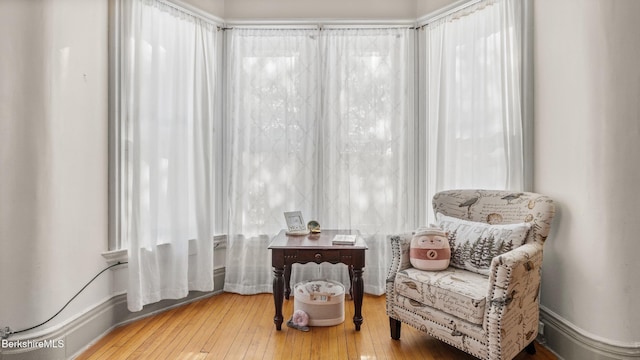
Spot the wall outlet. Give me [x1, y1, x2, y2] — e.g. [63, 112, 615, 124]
[538, 321, 545, 336]
[1, 326, 11, 340]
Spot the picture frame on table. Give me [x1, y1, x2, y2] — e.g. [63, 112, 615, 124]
[284, 211, 309, 235]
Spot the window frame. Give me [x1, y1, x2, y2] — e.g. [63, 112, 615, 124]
[106, 0, 227, 260]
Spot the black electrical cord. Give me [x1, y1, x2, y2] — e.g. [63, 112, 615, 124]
[7, 261, 128, 337]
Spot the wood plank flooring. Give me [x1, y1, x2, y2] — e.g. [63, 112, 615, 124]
[76, 293, 558, 360]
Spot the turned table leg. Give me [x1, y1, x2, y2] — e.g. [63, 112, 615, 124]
[352, 267, 364, 331]
[272, 267, 284, 330]
[284, 264, 292, 300]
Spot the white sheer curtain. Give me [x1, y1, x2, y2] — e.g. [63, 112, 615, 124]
[224, 29, 320, 294]
[224, 28, 415, 295]
[121, 0, 219, 311]
[424, 0, 525, 221]
[318, 28, 415, 295]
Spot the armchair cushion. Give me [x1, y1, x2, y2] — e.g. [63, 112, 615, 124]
[395, 267, 488, 324]
[436, 213, 531, 276]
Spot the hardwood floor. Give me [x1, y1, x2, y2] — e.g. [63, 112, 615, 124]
[77, 292, 558, 360]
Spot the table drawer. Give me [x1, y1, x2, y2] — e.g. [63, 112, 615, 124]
[286, 250, 342, 263]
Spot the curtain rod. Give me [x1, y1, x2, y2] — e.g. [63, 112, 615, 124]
[416, 0, 484, 27]
[223, 18, 416, 29]
[221, 25, 417, 31]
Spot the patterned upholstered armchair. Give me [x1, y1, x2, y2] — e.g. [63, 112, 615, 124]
[386, 190, 555, 360]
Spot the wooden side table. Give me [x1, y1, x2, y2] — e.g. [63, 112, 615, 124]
[268, 229, 368, 331]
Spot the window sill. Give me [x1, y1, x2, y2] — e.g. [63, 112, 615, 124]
[101, 249, 128, 266]
[102, 235, 227, 265]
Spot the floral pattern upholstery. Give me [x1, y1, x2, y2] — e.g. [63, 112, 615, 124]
[386, 190, 555, 360]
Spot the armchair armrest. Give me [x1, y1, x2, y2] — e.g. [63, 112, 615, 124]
[487, 243, 543, 300]
[386, 233, 413, 293]
[486, 243, 545, 359]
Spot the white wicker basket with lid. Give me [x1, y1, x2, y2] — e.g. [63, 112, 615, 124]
[293, 279, 345, 326]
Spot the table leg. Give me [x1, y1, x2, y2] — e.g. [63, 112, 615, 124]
[284, 264, 292, 300]
[352, 267, 364, 331]
[348, 265, 354, 300]
[273, 267, 284, 330]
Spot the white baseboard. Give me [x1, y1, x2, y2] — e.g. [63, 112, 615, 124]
[540, 306, 640, 360]
[0, 268, 225, 360]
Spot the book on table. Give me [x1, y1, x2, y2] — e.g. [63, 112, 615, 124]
[332, 234, 357, 245]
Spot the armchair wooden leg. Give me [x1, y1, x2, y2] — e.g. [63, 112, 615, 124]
[389, 317, 401, 340]
[525, 341, 536, 355]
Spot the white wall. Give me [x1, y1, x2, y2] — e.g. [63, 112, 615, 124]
[534, 0, 640, 346]
[181, 0, 224, 18]
[0, 0, 111, 336]
[416, 0, 458, 18]
[224, 0, 416, 20]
